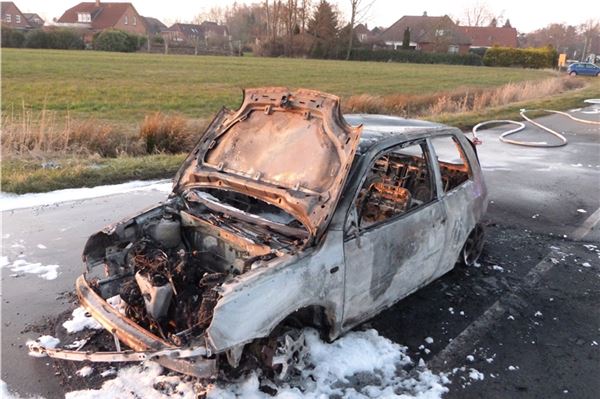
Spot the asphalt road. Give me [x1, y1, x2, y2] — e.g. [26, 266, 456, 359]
[1, 107, 599, 398]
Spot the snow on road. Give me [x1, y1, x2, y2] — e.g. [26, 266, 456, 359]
[65, 329, 450, 399]
[1, 257, 60, 280]
[0, 180, 172, 212]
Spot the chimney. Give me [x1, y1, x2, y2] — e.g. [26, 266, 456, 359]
[423, 11, 428, 17]
[96, 0, 100, 6]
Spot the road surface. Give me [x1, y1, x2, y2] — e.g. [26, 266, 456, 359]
[2, 107, 599, 398]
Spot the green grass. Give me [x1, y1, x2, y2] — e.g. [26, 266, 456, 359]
[1, 154, 186, 194]
[1, 48, 555, 123]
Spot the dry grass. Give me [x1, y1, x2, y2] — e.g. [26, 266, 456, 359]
[139, 112, 202, 154]
[1, 106, 204, 159]
[343, 77, 587, 118]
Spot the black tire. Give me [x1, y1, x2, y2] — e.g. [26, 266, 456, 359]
[569, 71, 577, 76]
[460, 224, 485, 266]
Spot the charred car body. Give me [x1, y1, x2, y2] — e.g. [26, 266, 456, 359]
[29, 88, 487, 378]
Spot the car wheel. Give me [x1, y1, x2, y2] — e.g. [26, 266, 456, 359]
[460, 224, 485, 266]
[597, 72, 600, 77]
[569, 71, 577, 76]
[261, 328, 308, 380]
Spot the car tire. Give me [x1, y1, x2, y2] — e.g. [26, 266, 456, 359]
[460, 224, 485, 266]
[597, 72, 600, 77]
[569, 71, 577, 76]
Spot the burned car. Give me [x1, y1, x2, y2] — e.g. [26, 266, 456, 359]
[29, 88, 487, 378]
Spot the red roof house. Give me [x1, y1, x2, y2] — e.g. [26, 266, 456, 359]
[458, 26, 518, 48]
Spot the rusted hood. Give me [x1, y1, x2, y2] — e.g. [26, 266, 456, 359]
[174, 87, 362, 241]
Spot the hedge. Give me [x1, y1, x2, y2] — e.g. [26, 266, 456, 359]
[93, 29, 147, 52]
[1, 27, 25, 48]
[24, 29, 84, 49]
[483, 46, 558, 69]
[346, 48, 483, 66]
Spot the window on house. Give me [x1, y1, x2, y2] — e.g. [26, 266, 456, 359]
[355, 141, 435, 229]
[77, 13, 91, 22]
[430, 136, 472, 192]
[435, 29, 445, 36]
[15, 15, 20, 23]
[124, 16, 128, 25]
[448, 45, 459, 54]
[5, 14, 11, 23]
[132, 16, 136, 25]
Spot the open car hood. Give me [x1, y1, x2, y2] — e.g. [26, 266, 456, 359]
[173, 87, 362, 242]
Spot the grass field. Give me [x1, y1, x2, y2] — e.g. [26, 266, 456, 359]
[1, 48, 556, 123]
[2, 49, 597, 194]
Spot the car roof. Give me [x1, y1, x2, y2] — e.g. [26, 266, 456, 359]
[344, 114, 457, 154]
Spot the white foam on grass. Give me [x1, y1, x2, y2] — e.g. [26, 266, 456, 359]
[63, 307, 103, 333]
[67, 329, 449, 399]
[7, 259, 59, 280]
[0, 180, 172, 212]
[26, 335, 60, 357]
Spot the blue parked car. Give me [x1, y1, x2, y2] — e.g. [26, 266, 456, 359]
[567, 62, 600, 76]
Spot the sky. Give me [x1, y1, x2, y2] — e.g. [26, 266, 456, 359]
[13, 0, 594, 33]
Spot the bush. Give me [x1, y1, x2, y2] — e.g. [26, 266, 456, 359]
[483, 46, 558, 69]
[24, 29, 84, 49]
[1, 27, 25, 48]
[139, 112, 197, 154]
[93, 29, 146, 52]
[346, 48, 483, 66]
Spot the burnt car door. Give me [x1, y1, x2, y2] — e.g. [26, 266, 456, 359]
[341, 139, 447, 329]
[428, 134, 481, 274]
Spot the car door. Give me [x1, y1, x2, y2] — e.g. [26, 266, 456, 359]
[428, 134, 480, 273]
[341, 139, 447, 329]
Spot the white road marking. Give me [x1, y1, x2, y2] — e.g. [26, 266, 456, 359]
[428, 251, 558, 370]
[572, 206, 600, 241]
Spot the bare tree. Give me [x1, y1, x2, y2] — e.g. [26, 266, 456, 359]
[345, 0, 375, 60]
[580, 19, 600, 61]
[461, 2, 501, 27]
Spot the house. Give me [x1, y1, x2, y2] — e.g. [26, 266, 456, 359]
[458, 26, 518, 49]
[162, 21, 229, 44]
[1, 1, 31, 29]
[354, 23, 372, 43]
[23, 13, 44, 28]
[56, 1, 147, 38]
[379, 14, 472, 54]
[143, 16, 166, 35]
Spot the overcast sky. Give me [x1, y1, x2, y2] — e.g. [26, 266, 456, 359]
[14, 0, 594, 33]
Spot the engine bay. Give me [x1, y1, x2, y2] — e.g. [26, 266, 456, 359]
[84, 189, 305, 345]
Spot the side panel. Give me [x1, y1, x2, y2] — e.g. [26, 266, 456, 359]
[342, 201, 446, 329]
[206, 230, 346, 352]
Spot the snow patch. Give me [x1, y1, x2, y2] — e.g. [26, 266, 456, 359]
[63, 307, 103, 333]
[581, 262, 591, 268]
[0, 179, 171, 212]
[1, 379, 45, 399]
[468, 369, 484, 381]
[7, 259, 59, 280]
[76, 367, 94, 378]
[425, 337, 434, 344]
[577, 209, 587, 214]
[36, 244, 47, 249]
[27, 335, 60, 357]
[67, 329, 450, 399]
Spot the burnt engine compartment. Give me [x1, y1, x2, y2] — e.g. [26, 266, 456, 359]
[86, 190, 304, 345]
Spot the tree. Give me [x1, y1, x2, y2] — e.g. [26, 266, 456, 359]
[402, 27, 410, 49]
[345, 0, 375, 59]
[503, 19, 512, 28]
[308, 0, 339, 58]
[461, 2, 501, 27]
[580, 19, 600, 61]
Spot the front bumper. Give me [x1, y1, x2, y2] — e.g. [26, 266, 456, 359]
[27, 275, 217, 378]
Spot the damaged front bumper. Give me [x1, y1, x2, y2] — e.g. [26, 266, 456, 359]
[27, 275, 217, 378]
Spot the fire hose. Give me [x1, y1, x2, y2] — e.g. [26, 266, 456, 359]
[470, 99, 600, 148]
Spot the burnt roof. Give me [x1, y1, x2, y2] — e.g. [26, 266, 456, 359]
[380, 15, 471, 45]
[344, 114, 450, 154]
